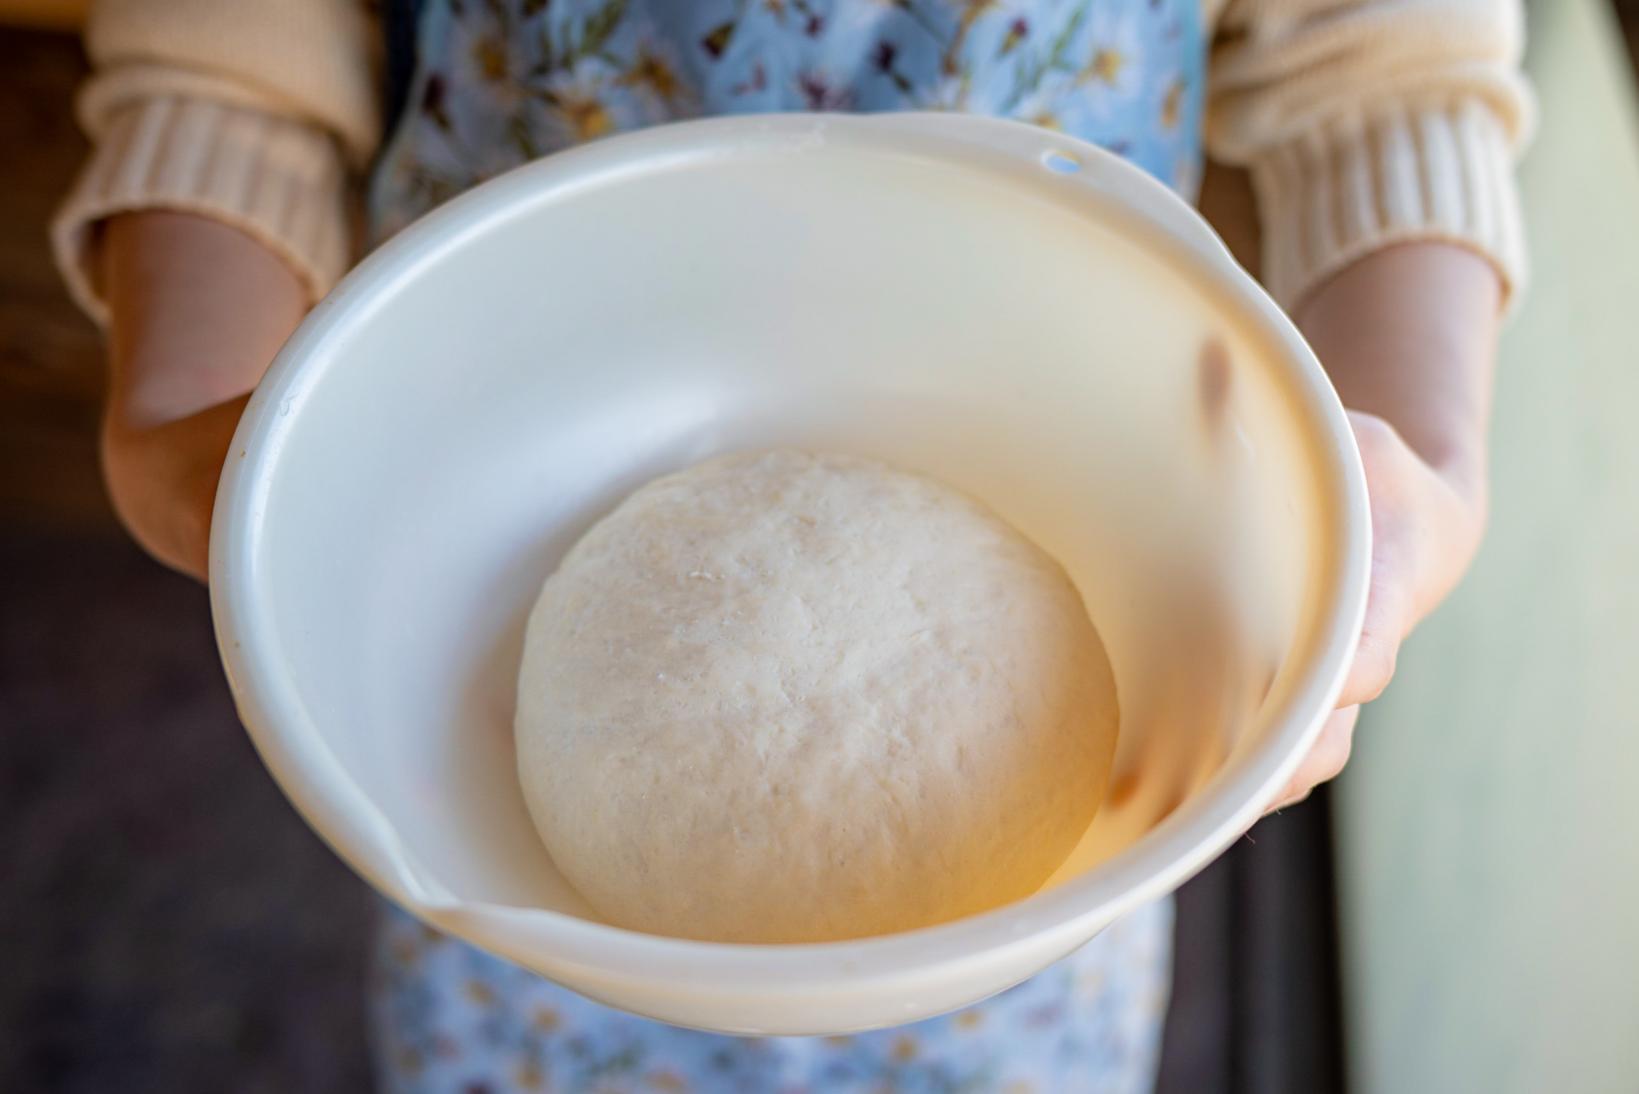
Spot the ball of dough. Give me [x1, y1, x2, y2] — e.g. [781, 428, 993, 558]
[515, 450, 1118, 943]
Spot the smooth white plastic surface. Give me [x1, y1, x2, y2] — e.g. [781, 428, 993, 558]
[211, 114, 1369, 1035]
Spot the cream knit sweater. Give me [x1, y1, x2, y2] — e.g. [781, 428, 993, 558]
[53, 0, 1532, 321]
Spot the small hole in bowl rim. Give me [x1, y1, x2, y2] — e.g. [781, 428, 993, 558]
[1042, 149, 1082, 175]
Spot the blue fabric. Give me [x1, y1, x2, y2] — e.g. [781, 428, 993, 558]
[370, 0, 1205, 239]
[370, 898, 1174, 1093]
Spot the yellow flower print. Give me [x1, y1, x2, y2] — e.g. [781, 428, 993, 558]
[472, 34, 509, 83]
[647, 1070, 689, 1092]
[463, 979, 497, 1006]
[891, 1035, 919, 1062]
[1029, 110, 1061, 131]
[954, 1008, 986, 1030]
[515, 1060, 546, 1090]
[619, 50, 682, 103]
[824, 1035, 854, 1048]
[1082, 48, 1125, 87]
[1003, 1082, 1036, 1094]
[532, 1006, 561, 1032]
[555, 92, 612, 139]
[1161, 78, 1185, 129]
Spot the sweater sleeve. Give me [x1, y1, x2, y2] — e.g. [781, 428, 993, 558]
[1205, 0, 1533, 311]
[52, 0, 381, 323]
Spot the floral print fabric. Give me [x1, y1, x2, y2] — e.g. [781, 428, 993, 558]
[371, 898, 1174, 1093]
[366, 2, 1202, 1089]
[371, 0, 1205, 239]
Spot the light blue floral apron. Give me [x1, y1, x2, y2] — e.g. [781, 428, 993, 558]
[368, 2, 1204, 1090]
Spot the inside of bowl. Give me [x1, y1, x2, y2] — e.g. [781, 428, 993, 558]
[245, 124, 1335, 926]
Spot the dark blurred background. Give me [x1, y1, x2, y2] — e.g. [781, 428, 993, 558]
[5, 2, 1639, 1092]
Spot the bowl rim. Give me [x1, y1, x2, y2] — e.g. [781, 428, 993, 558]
[210, 111, 1371, 986]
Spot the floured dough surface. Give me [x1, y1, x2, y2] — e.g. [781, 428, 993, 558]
[515, 449, 1118, 942]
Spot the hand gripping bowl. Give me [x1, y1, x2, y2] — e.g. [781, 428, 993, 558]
[210, 114, 1369, 1035]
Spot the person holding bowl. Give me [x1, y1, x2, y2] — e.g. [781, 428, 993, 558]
[53, 0, 1527, 1089]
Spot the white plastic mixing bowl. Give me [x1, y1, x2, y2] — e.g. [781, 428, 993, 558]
[210, 113, 1369, 1035]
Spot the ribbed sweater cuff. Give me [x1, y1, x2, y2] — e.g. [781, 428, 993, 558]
[52, 95, 349, 325]
[1251, 98, 1527, 313]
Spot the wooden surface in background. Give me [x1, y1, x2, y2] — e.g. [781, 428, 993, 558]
[0, 29, 109, 530]
[0, 0, 85, 29]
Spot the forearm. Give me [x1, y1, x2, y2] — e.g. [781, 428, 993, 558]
[1269, 241, 1504, 806]
[1296, 243, 1502, 500]
[102, 210, 307, 426]
[96, 210, 307, 578]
